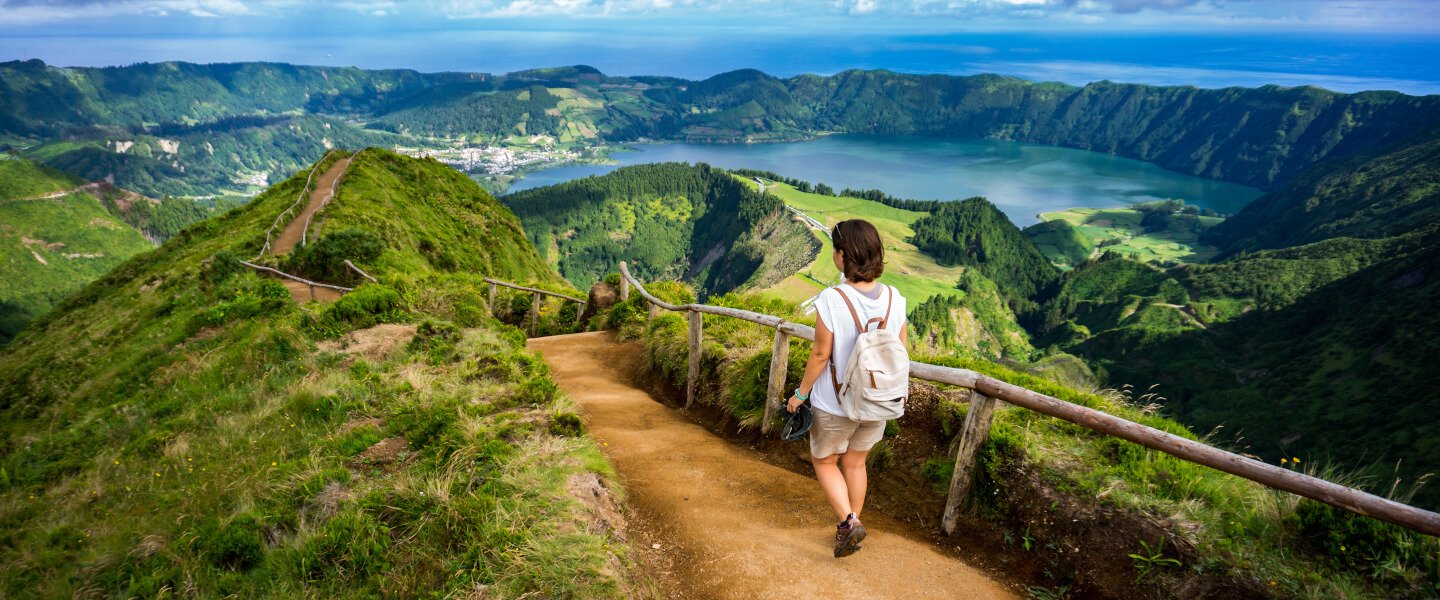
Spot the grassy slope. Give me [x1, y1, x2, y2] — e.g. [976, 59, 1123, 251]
[0, 158, 154, 344]
[1031, 207, 1224, 266]
[756, 180, 966, 304]
[1206, 123, 1440, 253]
[0, 150, 638, 598]
[1063, 236, 1440, 511]
[0, 155, 84, 198]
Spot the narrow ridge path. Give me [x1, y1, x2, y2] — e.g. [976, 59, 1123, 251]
[530, 330, 1021, 600]
[270, 157, 351, 303]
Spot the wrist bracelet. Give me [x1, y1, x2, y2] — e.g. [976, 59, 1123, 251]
[794, 389, 809, 401]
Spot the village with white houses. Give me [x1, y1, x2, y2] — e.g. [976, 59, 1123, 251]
[393, 137, 584, 176]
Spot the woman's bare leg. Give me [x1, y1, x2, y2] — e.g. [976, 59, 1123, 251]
[839, 449, 869, 517]
[812, 453, 853, 520]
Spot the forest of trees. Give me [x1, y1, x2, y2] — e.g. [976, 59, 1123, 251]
[501, 162, 783, 291]
[907, 197, 1060, 300]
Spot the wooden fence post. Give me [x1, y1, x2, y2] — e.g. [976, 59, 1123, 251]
[942, 392, 998, 535]
[530, 292, 540, 337]
[620, 274, 629, 301]
[575, 301, 585, 325]
[308, 284, 316, 302]
[686, 310, 702, 409]
[761, 328, 792, 435]
[488, 282, 496, 315]
[648, 303, 658, 325]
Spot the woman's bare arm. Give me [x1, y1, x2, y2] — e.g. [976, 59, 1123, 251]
[787, 316, 834, 413]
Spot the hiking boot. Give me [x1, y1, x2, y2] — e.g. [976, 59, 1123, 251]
[834, 513, 867, 558]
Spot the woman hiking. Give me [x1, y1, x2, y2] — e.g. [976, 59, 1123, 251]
[787, 219, 909, 558]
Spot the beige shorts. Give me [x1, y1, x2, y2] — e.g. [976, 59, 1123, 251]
[809, 407, 886, 459]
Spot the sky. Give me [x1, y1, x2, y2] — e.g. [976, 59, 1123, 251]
[3, 0, 1439, 94]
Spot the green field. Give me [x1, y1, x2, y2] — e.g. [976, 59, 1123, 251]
[749, 179, 967, 304]
[1035, 207, 1224, 266]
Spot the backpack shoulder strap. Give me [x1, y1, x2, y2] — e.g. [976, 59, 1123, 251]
[828, 286, 867, 397]
[833, 286, 866, 332]
[878, 285, 894, 330]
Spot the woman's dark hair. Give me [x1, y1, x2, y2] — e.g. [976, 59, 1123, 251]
[831, 219, 884, 282]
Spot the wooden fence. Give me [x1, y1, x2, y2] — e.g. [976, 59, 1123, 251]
[483, 278, 587, 336]
[301, 154, 354, 247]
[615, 261, 1440, 538]
[252, 149, 337, 261]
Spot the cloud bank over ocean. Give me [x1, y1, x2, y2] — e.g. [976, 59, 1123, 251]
[2, 1, 1437, 94]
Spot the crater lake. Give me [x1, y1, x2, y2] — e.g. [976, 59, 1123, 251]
[506, 134, 1263, 225]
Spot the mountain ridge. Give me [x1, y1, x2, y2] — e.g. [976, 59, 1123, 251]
[6, 59, 1439, 194]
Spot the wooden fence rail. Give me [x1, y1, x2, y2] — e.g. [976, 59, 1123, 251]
[482, 278, 587, 336]
[252, 149, 337, 261]
[301, 154, 355, 247]
[616, 261, 1440, 538]
[237, 259, 354, 301]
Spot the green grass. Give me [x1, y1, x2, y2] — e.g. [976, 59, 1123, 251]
[755, 181, 968, 304]
[0, 150, 642, 598]
[1035, 207, 1223, 265]
[0, 167, 155, 343]
[0, 154, 85, 201]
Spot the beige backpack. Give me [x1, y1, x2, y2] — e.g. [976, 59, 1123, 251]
[828, 285, 909, 421]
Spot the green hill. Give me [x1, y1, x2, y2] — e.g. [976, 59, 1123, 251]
[499, 162, 809, 297]
[908, 197, 1060, 301]
[0, 157, 155, 344]
[1032, 230, 1440, 510]
[1205, 123, 1440, 253]
[0, 150, 631, 597]
[908, 270, 1035, 361]
[26, 116, 407, 198]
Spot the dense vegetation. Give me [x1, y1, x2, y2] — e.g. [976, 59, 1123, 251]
[908, 270, 1034, 361]
[1027, 229, 1440, 510]
[1205, 122, 1440, 253]
[907, 197, 1060, 300]
[25, 115, 405, 198]
[500, 163, 789, 296]
[0, 157, 155, 344]
[0, 150, 638, 597]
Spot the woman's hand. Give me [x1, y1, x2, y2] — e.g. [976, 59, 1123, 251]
[787, 394, 805, 414]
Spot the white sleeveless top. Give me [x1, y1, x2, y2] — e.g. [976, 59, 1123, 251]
[809, 283, 907, 417]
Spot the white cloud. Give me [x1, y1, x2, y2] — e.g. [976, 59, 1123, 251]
[0, 0, 1435, 31]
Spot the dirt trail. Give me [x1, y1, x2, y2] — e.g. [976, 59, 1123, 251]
[3, 182, 105, 204]
[530, 331, 1022, 600]
[267, 157, 351, 303]
[270, 157, 351, 256]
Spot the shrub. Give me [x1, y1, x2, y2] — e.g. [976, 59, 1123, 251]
[286, 229, 385, 284]
[194, 514, 266, 570]
[323, 284, 402, 327]
[549, 412, 584, 437]
[203, 250, 245, 286]
[603, 273, 622, 286]
[255, 279, 290, 299]
[408, 319, 462, 364]
[282, 511, 391, 583]
[514, 376, 558, 407]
